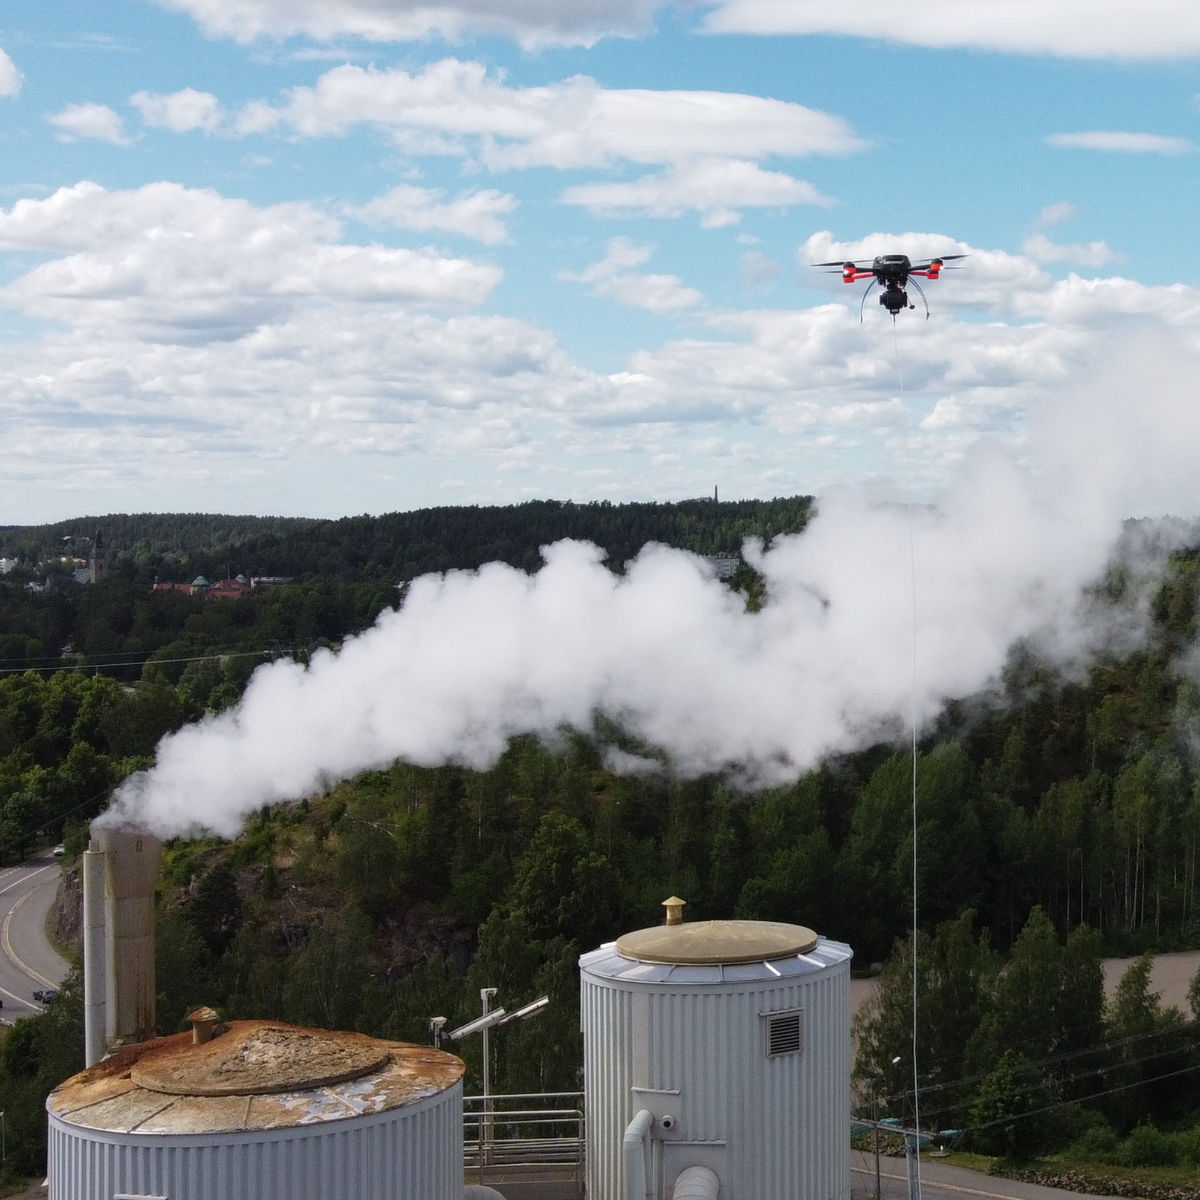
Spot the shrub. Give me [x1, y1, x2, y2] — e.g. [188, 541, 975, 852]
[1118, 1122, 1178, 1168]
[1062, 1111, 1119, 1163]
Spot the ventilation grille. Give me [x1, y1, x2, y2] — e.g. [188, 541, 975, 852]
[765, 1008, 803, 1057]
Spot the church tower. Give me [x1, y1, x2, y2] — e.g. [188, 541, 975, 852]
[88, 528, 107, 584]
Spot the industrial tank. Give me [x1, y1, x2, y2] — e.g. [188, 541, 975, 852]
[46, 1018, 465, 1200]
[579, 905, 853, 1200]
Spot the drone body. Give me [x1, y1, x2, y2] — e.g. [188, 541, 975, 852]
[814, 253, 967, 320]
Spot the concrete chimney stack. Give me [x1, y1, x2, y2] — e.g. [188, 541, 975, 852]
[83, 828, 162, 1065]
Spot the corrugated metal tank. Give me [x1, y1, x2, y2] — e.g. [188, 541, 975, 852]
[579, 914, 852, 1200]
[46, 1019, 465, 1200]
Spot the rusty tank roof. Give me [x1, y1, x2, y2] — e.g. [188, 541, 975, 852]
[48, 1020, 464, 1136]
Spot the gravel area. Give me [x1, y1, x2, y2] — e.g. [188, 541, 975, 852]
[851, 948, 1200, 1019]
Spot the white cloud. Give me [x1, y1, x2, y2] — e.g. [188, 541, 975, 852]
[702, 0, 1200, 59]
[559, 237, 704, 313]
[6, 213, 1200, 527]
[0, 48, 22, 98]
[47, 103, 134, 146]
[1046, 131, 1193, 154]
[1021, 204, 1118, 269]
[352, 185, 517, 245]
[235, 60, 866, 170]
[0, 300, 602, 514]
[740, 251, 780, 290]
[1036, 202, 1078, 227]
[151, 0, 663, 48]
[0, 181, 501, 340]
[561, 157, 833, 226]
[131, 87, 222, 133]
[1022, 232, 1117, 269]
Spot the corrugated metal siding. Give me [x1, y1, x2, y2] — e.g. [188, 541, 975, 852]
[48, 1080, 462, 1200]
[581, 972, 634, 1200]
[581, 937, 851, 1200]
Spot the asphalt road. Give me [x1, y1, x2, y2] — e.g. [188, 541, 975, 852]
[853, 1152, 1114, 1200]
[0, 854, 70, 1020]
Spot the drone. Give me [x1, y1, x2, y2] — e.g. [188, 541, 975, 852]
[813, 253, 967, 321]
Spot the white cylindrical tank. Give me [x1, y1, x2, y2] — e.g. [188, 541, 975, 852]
[47, 1019, 465, 1200]
[580, 915, 853, 1200]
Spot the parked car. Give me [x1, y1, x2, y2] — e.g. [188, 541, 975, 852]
[33, 988, 58, 1004]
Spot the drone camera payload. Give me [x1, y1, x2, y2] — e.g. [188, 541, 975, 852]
[816, 251, 967, 321]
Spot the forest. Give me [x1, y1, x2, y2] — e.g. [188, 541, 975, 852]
[0, 495, 809, 589]
[2, 496, 1200, 1182]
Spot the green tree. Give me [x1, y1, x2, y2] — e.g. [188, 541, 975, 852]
[282, 904, 373, 1030]
[156, 907, 218, 1032]
[332, 787, 404, 919]
[509, 812, 621, 948]
[853, 913, 995, 1123]
[970, 908, 1064, 1068]
[1104, 954, 1190, 1130]
[968, 1049, 1039, 1159]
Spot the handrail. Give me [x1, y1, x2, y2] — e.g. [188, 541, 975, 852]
[462, 1091, 585, 1198]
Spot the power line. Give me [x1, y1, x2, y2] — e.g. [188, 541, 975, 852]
[968, 1059, 1200, 1137]
[865, 1020, 1200, 1131]
[0, 646, 290, 677]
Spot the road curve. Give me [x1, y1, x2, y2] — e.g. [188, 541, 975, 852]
[0, 855, 71, 1019]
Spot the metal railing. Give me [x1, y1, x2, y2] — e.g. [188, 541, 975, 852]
[463, 1091, 584, 1200]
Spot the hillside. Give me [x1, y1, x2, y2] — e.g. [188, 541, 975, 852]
[0, 496, 813, 585]
[4, 500, 1200, 1174]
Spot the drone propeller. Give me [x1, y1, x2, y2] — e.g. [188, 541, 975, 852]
[912, 254, 969, 270]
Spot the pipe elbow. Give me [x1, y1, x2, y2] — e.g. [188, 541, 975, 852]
[671, 1165, 720, 1200]
[623, 1109, 656, 1200]
[623, 1107, 655, 1146]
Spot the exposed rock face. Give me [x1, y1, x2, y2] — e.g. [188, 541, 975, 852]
[53, 861, 83, 956]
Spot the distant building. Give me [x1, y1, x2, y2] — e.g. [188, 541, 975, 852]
[208, 575, 252, 600]
[704, 555, 741, 581]
[152, 574, 253, 600]
[88, 529, 107, 584]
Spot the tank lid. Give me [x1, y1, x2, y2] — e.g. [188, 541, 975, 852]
[616, 918, 818, 965]
[48, 1021, 465, 1135]
[132, 1021, 390, 1096]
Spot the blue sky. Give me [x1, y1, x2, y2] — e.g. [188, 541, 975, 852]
[3, 1, 1200, 523]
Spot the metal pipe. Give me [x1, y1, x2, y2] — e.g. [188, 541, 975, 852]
[82, 848, 107, 1067]
[671, 1166, 720, 1200]
[480, 986, 497, 1166]
[623, 1108, 655, 1200]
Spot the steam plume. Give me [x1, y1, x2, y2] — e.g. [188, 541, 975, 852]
[102, 330, 1200, 839]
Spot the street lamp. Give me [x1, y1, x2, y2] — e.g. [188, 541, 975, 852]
[445, 987, 550, 1165]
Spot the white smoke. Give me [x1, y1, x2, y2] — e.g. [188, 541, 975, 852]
[102, 328, 1200, 840]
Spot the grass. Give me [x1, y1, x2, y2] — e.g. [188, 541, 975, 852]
[947, 1152, 1200, 1200]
